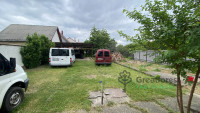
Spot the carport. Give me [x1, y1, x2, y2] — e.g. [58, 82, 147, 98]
[55, 42, 94, 58]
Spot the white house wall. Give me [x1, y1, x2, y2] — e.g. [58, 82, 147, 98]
[52, 32, 60, 42]
[51, 32, 68, 43]
[0, 45, 24, 66]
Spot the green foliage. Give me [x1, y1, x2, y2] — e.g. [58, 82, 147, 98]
[155, 75, 161, 80]
[20, 33, 54, 68]
[138, 66, 148, 72]
[85, 26, 117, 53]
[116, 44, 131, 57]
[121, 0, 200, 82]
[40, 35, 54, 64]
[20, 33, 41, 68]
[153, 68, 161, 72]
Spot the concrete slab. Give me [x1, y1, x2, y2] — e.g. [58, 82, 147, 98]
[104, 88, 127, 98]
[89, 88, 130, 107]
[103, 104, 141, 113]
[76, 109, 88, 113]
[133, 101, 168, 113]
[89, 91, 102, 99]
[89, 97, 108, 107]
[158, 94, 200, 113]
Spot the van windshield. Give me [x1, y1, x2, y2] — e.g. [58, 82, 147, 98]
[52, 49, 69, 56]
[0, 55, 6, 75]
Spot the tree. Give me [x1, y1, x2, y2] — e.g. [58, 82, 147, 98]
[85, 27, 116, 53]
[116, 45, 131, 57]
[107, 39, 117, 52]
[119, 0, 200, 112]
[40, 35, 54, 64]
[20, 33, 41, 68]
[20, 33, 54, 68]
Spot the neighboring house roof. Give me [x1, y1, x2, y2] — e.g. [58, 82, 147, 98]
[0, 24, 58, 42]
[67, 37, 76, 43]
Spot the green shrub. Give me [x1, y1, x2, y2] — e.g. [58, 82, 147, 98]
[153, 68, 161, 72]
[139, 67, 148, 72]
[20, 33, 54, 68]
[40, 35, 54, 64]
[155, 75, 161, 80]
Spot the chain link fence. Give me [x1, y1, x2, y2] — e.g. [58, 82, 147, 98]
[133, 50, 161, 62]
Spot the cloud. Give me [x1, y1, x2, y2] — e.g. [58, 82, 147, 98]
[0, 0, 146, 45]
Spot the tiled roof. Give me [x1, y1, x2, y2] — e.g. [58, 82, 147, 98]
[0, 24, 57, 41]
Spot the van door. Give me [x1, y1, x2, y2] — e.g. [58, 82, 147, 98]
[104, 51, 111, 63]
[59, 49, 70, 65]
[51, 49, 60, 65]
[97, 50, 104, 63]
[0, 55, 11, 92]
[71, 49, 75, 62]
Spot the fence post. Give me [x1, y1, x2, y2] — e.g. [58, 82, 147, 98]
[146, 51, 147, 62]
[139, 51, 140, 61]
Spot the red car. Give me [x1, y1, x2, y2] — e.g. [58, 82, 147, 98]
[95, 49, 112, 65]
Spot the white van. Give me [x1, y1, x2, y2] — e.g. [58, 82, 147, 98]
[0, 53, 29, 112]
[49, 48, 75, 66]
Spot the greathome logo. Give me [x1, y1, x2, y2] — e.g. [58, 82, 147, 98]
[136, 77, 177, 83]
[136, 77, 175, 89]
[137, 84, 174, 89]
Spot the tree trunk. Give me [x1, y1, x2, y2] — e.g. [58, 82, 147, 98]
[177, 74, 184, 113]
[187, 68, 200, 113]
[176, 65, 184, 113]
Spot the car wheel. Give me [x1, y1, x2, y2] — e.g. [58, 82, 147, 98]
[1, 87, 24, 112]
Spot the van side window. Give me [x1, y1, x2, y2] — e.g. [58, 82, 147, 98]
[104, 51, 109, 57]
[52, 49, 60, 56]
[52, 49, 69, 56]
[0, 56, 6, 75]
[98, 51, 103, 57]
[60, 49, 69, 56]
[71, 50, 75, 56]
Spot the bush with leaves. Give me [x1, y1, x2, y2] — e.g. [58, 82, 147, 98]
[119, 0, 200, 112]
[20, 33, 54, 68]
[85, 26, 117, 53]
[40, 35, 54, 64]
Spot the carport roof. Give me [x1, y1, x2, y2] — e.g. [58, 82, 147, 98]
[0, 24, 58, 41]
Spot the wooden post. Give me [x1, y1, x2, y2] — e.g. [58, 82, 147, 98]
[139, 51, 140, 61]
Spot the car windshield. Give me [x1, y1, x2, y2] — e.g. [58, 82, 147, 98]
[52, 49, 69, 56]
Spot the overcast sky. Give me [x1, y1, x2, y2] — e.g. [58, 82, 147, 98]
[0, 0, 145, 45]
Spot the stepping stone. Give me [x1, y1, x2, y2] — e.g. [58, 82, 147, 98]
[76, 109, 88, 113]
[89, 96, 108, 107]
[158, 94, 200, 113]
[104, 88, 127, 97]
[89, 88, 130, 107]
[89, 91, 102, 99]
[103, 104, 141, 113]
[158, 97, 179, 112]
[133, 102, 168, 113]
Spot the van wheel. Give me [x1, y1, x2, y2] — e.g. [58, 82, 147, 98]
[1, 87, 24, 112]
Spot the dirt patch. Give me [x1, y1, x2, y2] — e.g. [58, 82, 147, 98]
[87, 75, 97, 79]
[184, 82, 200, 95]
[76, 57, 91, 61]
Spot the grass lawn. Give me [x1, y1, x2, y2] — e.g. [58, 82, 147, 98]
[13, 60, 177, 113]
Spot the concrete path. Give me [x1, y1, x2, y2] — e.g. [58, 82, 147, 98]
[86, 88, 200, 113]
[103, 104, 141, 113]
[133, 101, 168, 113]
[158, 94, 200, 113]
